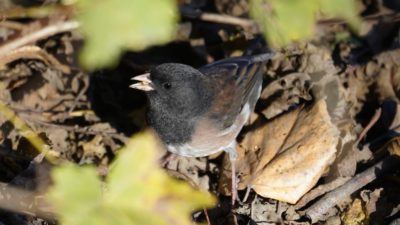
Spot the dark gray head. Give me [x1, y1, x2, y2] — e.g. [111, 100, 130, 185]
[131, 63, 213, 118]
[130, 63, 214, 144]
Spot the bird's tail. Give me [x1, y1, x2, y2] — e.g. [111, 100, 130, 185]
[250, 52, 275, 63]
[242, 35, 275, 62]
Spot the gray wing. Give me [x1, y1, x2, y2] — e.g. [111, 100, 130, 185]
[198, 54, 270, 128]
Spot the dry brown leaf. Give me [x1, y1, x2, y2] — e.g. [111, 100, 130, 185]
[260, 72, 311, 119]
[259, 44, 338, 120]
[78, 135, 106, 164]
[218, 106, 301, 194]
[360, 188, 383, 216]
[0, 46, 70, 74]
[219, 100, 340, 204]
[373, 50, 400, 102]
[46, 127, 70, 152]
[242, 196, 300, 223]
[306, 45, 368, 183]
[328, 144, 372, 181]
[166, 156, 214, 191]
[343, 49, 400, 116]
[219, 45, 350, 203]
[388, 137, 400, 157]
[341, 199, 368, 225]
[251, 100, 339, 203]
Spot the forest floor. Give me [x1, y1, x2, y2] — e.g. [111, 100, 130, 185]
[0, 0, 400, 225]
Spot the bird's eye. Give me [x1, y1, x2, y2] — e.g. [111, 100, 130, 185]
[163, 82, 172, 90]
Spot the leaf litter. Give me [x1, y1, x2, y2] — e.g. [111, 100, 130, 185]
[0, 0, 400, 225]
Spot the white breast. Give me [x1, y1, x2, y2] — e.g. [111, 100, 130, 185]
[167, 102, 252, 157]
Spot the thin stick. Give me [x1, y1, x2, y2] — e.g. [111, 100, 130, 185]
[241, 186, 252, 203]
[199, 12, 256, 28]
[203, 208, 211, 225]
[180, 7, 256, 29]
[303, 156, 400, 223]
[0, 20, 79, 56]
[356, 108, 382, 144]
[295, 177, 351, 209]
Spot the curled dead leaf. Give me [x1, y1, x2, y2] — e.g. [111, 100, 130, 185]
[220, 100, 340, 204]
[218, 105, 301, 194]
[251, 100, 339, 203]
[260, 72, 311, 119]
[360, 188, 383, 216]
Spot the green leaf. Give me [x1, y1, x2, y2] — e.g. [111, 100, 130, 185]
[319, 0, 360, 28]
[75, 0, 178, 69]
[106, 132, 215, 225]
[250, 0, 360, 48]
[47, 131, 215, 225]
[250, 0, 317, 47]
[47, 164, 104, 225]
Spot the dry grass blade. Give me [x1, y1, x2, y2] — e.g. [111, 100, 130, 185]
[0, 20, 79, 57]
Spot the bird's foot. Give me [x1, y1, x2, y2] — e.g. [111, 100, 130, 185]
[160, 152, 177, 168]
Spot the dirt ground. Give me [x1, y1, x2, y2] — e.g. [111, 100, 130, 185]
[0, 0, 400, 224]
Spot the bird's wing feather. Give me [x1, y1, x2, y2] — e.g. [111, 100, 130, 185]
[198, 56, 265, 128]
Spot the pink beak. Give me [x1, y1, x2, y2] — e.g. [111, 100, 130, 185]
[130, 73, 154, 91]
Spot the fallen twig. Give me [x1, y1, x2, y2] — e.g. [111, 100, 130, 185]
[199, 12, 255, 28]
[295, 176, 351, 209]
[180, 7, 257, 30]
[0, 20, 79, 57]
[303, 156, 400, 223]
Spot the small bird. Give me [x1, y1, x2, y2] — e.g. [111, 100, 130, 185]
[130, 53, 273, 204]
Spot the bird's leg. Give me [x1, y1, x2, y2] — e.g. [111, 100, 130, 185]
[226, 144, 238, 206]
[230, 153, 237, 206]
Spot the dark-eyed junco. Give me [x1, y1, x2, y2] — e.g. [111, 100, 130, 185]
[130, 53, 273, 204]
